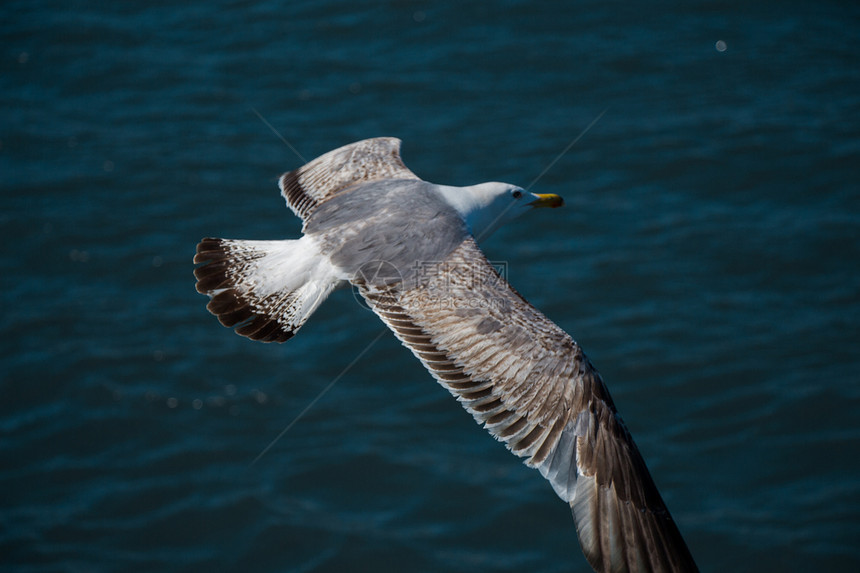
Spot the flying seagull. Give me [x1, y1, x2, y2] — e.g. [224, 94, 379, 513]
[193, 137, 698, 572]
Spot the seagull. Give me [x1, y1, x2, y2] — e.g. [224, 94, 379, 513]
[194, 137, 698, 572]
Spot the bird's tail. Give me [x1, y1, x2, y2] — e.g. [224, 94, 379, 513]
[193, 237, 343, 342]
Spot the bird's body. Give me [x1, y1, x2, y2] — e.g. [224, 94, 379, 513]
[194, 137, 698, 572]
[307, 179, 468, 283]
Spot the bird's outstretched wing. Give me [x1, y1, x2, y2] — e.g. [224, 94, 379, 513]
[279, 137, 421, 223]
[355, 237, 698, 573]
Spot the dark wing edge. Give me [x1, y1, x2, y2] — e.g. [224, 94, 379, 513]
[279, 137, 421, 222]
[356, 237, 698, 573]
[193, 237, 337, 343]
[572, 391, 699, 572]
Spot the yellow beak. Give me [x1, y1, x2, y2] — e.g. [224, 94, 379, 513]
[528, 193, 564, 209]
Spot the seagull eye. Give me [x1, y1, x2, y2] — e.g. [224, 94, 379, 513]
[512, 190, 523, 199]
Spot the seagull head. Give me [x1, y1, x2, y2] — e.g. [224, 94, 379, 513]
[437, 181, 564, 241]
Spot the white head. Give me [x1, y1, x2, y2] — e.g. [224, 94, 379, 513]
[436, 182, 564, 241]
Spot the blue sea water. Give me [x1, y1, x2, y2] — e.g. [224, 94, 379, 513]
[2, 1, 859, 571]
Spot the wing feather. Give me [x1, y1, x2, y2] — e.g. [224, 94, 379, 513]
[356, 237, 697, 573]
[279, 137, 421, 222]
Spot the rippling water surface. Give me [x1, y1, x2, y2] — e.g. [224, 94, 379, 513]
[2, 1, 859, 571]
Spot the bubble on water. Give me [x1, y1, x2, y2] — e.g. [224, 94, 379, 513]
[69, 249, 90, 263]
[252, 389, 268, 404]
[715, 40, 727, 52]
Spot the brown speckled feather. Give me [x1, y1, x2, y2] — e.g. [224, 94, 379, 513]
[357, 237, 698, 573]
[279, 137, 421, 223]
